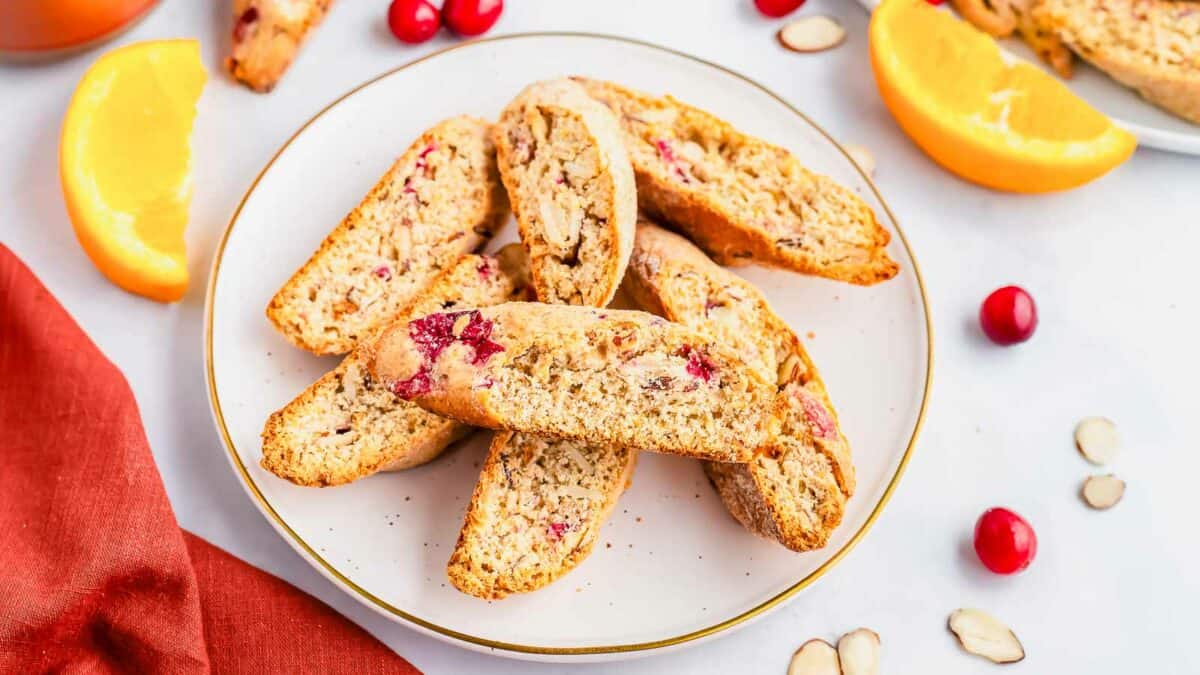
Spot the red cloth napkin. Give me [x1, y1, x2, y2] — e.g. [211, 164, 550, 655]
[0, 244, 421, 674]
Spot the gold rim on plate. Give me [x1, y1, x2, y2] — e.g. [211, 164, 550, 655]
[204, 31, 934, 657]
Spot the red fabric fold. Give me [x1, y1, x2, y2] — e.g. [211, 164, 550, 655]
[0, 244, 420, 675]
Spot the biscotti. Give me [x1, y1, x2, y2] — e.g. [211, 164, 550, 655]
[573, 77, 899, 286]
[447, 432, 636, 599]
[369, 303, 772, 462]
[226, 0, 334, 93]
[260, 245, 531, 486]
[493, 79, 638, 306]
[266, 116, 509, 355]
[624, 222, 851, 550]
[1037, 0, 1200, 124]
[951, 0, 1073, 76]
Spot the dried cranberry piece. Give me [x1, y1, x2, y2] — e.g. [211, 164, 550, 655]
[678, 345, 716, 382]
[547, 522, 568, 540]
[476, 258, 494, 280]
[233, 6, 259, 42]
[374, 265, 392, 280]
[413, 143, 438, 173]
[408, 312, 460, 361]
[654, 138, 691, 183]
[390, 368, 433, 400]
[795, 387, 836, 439]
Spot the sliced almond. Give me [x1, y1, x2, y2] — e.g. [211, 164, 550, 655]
[843, 143, 876, 177]
[948, 608, 1025, 664]
[787, 639, 840, 675]
[837, 628, 880, 675]
[1075, 416, 1119, 465]
[1082, 474, 1125, 509]
[777, 16, 846, 53]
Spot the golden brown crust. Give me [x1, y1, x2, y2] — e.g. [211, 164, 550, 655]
[447, 432, 637, 599]
[574, 78, 899, 286]
[225, 0, 334, 93]
[266, 116, 508, 355]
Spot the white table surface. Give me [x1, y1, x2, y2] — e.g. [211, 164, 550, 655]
[3, 1, 1197, 672]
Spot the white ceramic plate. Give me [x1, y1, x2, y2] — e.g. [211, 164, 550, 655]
[855, 0, 1200, 156]
[205, 33, 931, 662]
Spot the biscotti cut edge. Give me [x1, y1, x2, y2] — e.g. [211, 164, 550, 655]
[260, 246, 531, 487]
[493, 78, 638, 307]
[266, 115, 509, 355]
[446, 431, 637, 599]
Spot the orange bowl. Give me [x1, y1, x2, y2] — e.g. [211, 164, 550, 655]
[0, 0, 158, 54]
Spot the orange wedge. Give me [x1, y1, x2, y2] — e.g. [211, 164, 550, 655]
[60, 39, 206, 302]
[869, 0, 1135, 192]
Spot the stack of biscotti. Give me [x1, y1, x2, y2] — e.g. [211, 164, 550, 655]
[1036, 0, 1200, 124]
[226, 0, 335, 92]
[261, 245, 530, 486]
[625, 222, 853, 550]
[266, 116, 509, 355]
[444, 79, 641, 599]
[573, 78, 899, 285]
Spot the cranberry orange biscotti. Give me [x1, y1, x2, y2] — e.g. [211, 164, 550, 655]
[260, 246, 530, 487]
[573, 77, 899, 285]
[266, 116, 509, 355]
[368, 303, 772, 462]
[226, 0, 334, 92]
[493, 79, 638, 306]
[624, 222, 850, 550]
[447, 432, 636, 599]
[1036, 0, 1200, 124]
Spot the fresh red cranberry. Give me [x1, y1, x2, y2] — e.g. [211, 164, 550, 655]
[408, 312, 458, 361]
[795, 388, 836, 439]
[442, 0, 503, 36]
[414, 143, 438, 172]
[678, 346, 716, 382]
[457, 312, 504, 364]
[233, 6, 259, 42]
[974, 508, 1037, 574]
[547, 522, 568, 540]
[390, 368, 433, 399]
[754, 0, 806, 18]
[925, 0, 946, 4]
[387, 0, 441, 44]
[980, 286, 1038, 345]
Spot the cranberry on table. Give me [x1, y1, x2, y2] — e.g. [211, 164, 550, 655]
[387, 0, 441, 44]
[979, 285, 1037, 345]
[442, 0, 503, 37]
[754, 0, 807, 17]
[974, 507, 1037, 575]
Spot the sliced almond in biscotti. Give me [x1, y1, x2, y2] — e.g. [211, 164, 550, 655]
[573, 77, 899, 286]
[266, 116, 510, 355]
[447, 431, 636, 599]
[1036, 0, 1200, 123]
[623, 222, 852, 550]
[493, 79, 638, 307]
[260, 245, 531, 486]
[226, 0, 335, 93]
[369, 303, 772, 462]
